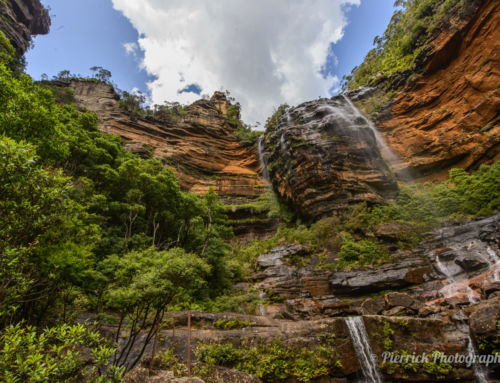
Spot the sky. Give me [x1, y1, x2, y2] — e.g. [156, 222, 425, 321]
[26, 0, 395, 125]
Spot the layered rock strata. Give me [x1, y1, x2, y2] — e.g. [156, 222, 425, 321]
[0, 0, 50, 54]
[245, 214, 500, 319]
[261, 95, 399, 220]
[116, 311, 479, 382]
[67, 80, 276, 239]
[375, 0, 500, 181]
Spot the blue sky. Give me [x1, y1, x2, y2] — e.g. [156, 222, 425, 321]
[26, 0, 154, 94]
[27, 0, 395, 123]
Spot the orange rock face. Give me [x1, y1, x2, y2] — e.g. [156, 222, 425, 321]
[378, 0, 500, 181]
[70, 81, 265, 198]
[69, 81, 276, 240]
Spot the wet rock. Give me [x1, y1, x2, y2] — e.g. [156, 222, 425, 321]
[418, 305, 441, 317]
[382, 306, 413, 316]
[489, 291, 500, 300]
[329, 255, 431, 295]
[262, 95, 398, 220]
[445, 294, 475, 307]
[256, 244, 309, 268]
[482, 280, 500, 298]
[455, 253, 490, 272]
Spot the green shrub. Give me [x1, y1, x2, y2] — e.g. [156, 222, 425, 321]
[265, 104, 289, 132]
[214, 318, 252, 330]
[0, 30, 23, 73]
[311, 216, 342, 251]
[204, 290, 262, 314]
[338, 233, 389, 268]
[383, 321, 395, 351]
[0, 323, 123, 383]
[196, 336, 341, 382]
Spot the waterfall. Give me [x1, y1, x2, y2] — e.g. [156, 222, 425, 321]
[341, 95, 396, 158]
[258, 135, 270, 183]
[280, 133, 286, 151]
[434, 256, 479, 304]
[466, 335, 489, 383]
[345, 316, 383, 383]
[341, 94, 408, 179]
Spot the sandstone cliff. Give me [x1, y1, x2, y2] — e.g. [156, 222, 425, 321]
[68, 80, 275, 239]
[0, 0, 50, 55]
[373, 0, 500, 181]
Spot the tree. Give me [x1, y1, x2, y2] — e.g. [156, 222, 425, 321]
[101, 247, 210, 371]
[118, 91, 145, 119]
[55, 70, 72, 81]
[90, 66, 112, 83]
[0, 137, 98, 326]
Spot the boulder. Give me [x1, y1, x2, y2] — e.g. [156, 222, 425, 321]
[469, 302, 500, 339]
[361, 297, 385, 315]
[454, 253, 490, 272]
[482, 280, 500, 298]
[124, 369, 177, 383]
[261, 94, 398, 220]
[384, 292, 423, 312]
[382, 306, 413, 316]
[418, 305, 441, 317]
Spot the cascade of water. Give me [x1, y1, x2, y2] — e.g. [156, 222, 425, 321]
[345, 317, 384, 383]
[466, 335, 489, 383]
[341, 95, 400, 164]
[256, 304, 266, 316]
[257, 135, 270, 183]
[486, 247, 500, 281]
[434, 256, 478, 304]
[280, 133, 286, 151]
[341, 94, 414, 182]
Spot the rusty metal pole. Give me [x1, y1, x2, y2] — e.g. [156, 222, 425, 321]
[149, 320, 159, 372]
[187, 311, 191, 377]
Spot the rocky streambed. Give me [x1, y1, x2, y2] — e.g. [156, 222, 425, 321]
[119, 214, 500, 382]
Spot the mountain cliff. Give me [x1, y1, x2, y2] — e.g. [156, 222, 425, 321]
[0, 0, 50, 55]
[362, 0, 500, 181]
[66, 80, 276, 240]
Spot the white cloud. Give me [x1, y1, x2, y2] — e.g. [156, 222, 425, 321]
[123, 41, 139, 57]
[112, 0, 358, 124]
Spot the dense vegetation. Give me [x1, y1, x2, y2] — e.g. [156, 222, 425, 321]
[343, 0, 479, 90]
[0, 34, 237, 378]
[195, 336, 341, 382]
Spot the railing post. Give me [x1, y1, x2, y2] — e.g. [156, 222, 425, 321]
[187, 311, 191, 378]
